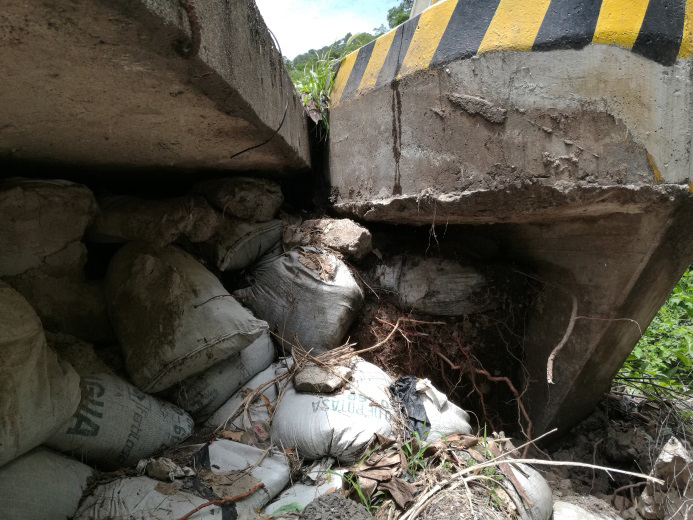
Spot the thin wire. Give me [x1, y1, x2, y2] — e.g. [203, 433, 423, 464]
[229, 26, 290, 161]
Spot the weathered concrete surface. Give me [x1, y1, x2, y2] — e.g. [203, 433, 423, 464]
[0, 0, 310, 172]
[328, 0, 693, 436]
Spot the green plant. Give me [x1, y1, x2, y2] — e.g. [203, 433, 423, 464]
[618, 265, 693, 393]
[401, 431, 432, 478]
[290, 32, 378, 137]
[339, 471, 383, 514]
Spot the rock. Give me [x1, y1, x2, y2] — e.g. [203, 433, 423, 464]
[194, 177, 284, 222]
[652, 437, 693, 488]
[87, 195, 222, 246]
[284, 218, 373, 260]
[300, 493, 372, 520]
[637, 437, 693, 520]
[138, 458, 192, 482]
[294, 364, 352, 393]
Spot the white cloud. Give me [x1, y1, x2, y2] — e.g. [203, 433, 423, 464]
[256, 0, 397, 59]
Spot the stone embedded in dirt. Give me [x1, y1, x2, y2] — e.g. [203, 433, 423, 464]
[87, 195, 222, 246]
[637, 437, 693, 520]
[284, 218, 373, 260]
[193, 177, 284, 222]
[651, 436, 693, 488]
[300, 493, 372, 520]
[294, 364, 352, 394]
[0, 178, 97, 277]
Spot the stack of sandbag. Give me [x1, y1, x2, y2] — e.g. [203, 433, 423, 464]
[75, 440, 290, 519]
[165, 330, 276, 422]
[271, 360, 394, 463]
[0, 448, 94, 519]
[371, 254, 495, 316]
[234, 247, 364, 353]
[86, 195, 222, 245]
[0, 282, 81, 466]
[105, 242, 268, 392]
[0, 178, 112, 343]
[192, 177, 285, 272]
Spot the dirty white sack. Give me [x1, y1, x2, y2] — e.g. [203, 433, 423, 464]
[203, 218, 282, 271]
[105, 243, 268, 392]
[0, 178, 97, 276]
[416, 379, 472, 441]
[74, 476, 217, 520]
[0, 282, 81, 467]
[503, 463, 554, 520]
[47, 373, 194, 470]
[0, 448, 93, 519]
[263, 459, 344, 515]
[87, 195, 222, 245]
[234, 247, 363, 354]
[193, 176, 283, 222]
[47, 331, 115, 376]
[204, 362, 280, 431]
[193, 439, 291, 515]
[283, 217, 373, 260]
[271, 360, 394, 463]
[169, 330, 276, 422]
[373, 255, 493, 316]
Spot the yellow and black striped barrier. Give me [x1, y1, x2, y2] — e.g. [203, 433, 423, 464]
[332, 0, 693, 106]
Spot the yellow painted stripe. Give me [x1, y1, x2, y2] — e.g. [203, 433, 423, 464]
[477, 0, 552, 54]
[592, 0, 650, 49]
[679, 0, 693, 57]
[357, 29, 397, 93]
[399, 0, 458, 77]
[331, 51, 358, 106]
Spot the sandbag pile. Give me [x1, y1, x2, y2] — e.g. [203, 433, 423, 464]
[0, 173, 501, 519]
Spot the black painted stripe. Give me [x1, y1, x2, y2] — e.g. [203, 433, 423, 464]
[632, 0, 686, 66]
[340, 40, 376, 101]
[431, 0, 501, 68]
[533, 0, 603, 51]
[375, 14, 421, 88]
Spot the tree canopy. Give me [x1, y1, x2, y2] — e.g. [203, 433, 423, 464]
[387, 0, 414, 29]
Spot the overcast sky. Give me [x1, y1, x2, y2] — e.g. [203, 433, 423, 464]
[255, 0, 400, 59]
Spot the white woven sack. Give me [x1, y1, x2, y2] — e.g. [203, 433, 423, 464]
[194, 439, 290, 515]
[234, 247, 363, 354]
[105, 243, 268, 392]
[416, 379, 472, 441]
[0, 282, 81, 467]
[74, 476, 217, 520]
[171, 330, 276, 422]
[47, 373, 194, 470]
[205, 218, 282, 272]
[0, 448, 93, 520]
[271, 360, 394, 463]
[204, 363, 280, 430]
[87, 195, 221, 245]
[0, 178, 97, 276]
